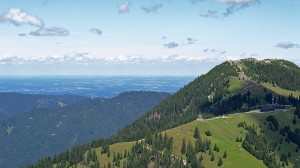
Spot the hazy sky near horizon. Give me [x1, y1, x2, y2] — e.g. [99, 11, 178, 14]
[0, 0, 299, 75]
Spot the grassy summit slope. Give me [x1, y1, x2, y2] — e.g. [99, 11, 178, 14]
[76, 110, 299, 168]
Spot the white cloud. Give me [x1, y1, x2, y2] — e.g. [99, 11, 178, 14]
[0, 8, 44, 27]
[29, 27, 70, 36]
[163, 42, 179, 48]
[220, 0, 260, 17]
[90, 28, 102, 36]
[0, 53, 246, 65]
[118, 1, 132, 13]
[186, 38, 197, 44]
[275, 41, 299, 49]
[200, 0, 260, 18]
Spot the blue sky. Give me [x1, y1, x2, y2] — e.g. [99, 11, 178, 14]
[0, 0, 299, 75]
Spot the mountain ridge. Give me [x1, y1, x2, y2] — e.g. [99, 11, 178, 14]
[24, 58, 300, 168]
[0, 92, 88, 121]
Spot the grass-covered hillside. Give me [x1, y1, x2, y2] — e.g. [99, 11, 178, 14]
[54, 110, 299, 168]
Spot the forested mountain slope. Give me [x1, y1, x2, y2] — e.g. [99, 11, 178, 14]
[0, 92, 87, 120]
[241, 59, 300, 91]
[0, 91, 169, 168]
[26, 58, 300, 168]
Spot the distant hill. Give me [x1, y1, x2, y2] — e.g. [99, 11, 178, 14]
[0, 91, 169, 168]
[0, 92, 87, 120]
[25, 58, 300, 168]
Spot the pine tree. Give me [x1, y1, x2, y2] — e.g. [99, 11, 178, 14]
[181, 139, 186, 154]
[191, 155, 201, 168]
[200, 154, 204, 161]
[214, 144, 218, 151]
[124, 150, 127, 158]
[164, 132, 168, 148]
[87, 149, 92, 163]
[214, 144, 220, 152]
[107, 150, 110, 157]
[113, 152, 116, 162]
[116, 159, 120, 167]
[211, 153, 215, 161]
[218, 157, 223, 166]
[209, 149, 212, 155]
[194, 127, 200, 139]
[92, 150, 97, 162]
[195, 138, 202, 153]
[223, 150, 227, 158]
[293, 116, 297, 124]
[236, 137, 240, 142]
[186, 141, 194, 164]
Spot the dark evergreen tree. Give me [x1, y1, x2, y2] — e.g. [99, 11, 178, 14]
[194, 127, 200, 139]
[181, 139, 186, 154]
[218, 157, 223, 166]
[293, 116, 297, 124]
[211, 153, 215, 161]
[223, 150, 227, 158]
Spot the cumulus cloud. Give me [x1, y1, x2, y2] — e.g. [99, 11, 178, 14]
[118, 1, 132, 13]
[186, 38, 197, 44]
[90, 28, 102, 36]
[141, 3, 163, 13]
[0, 53, 247, 66]
[159, 55, 243, 63]
[203, 48, 224, 53]
[163, 42, 179, 48]
[0, 8, 44, 27]
[0, 52, 91, 65]
[0, 8, 70, 37]
[200, 0, 260, 18]
[63, 52, 91, 63]
[275, 41, 299, 49]
[220, 0, 261, 17]
[29, 27, 70, 36]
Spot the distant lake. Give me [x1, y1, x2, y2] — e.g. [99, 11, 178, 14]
[0, 76, 195, 98]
